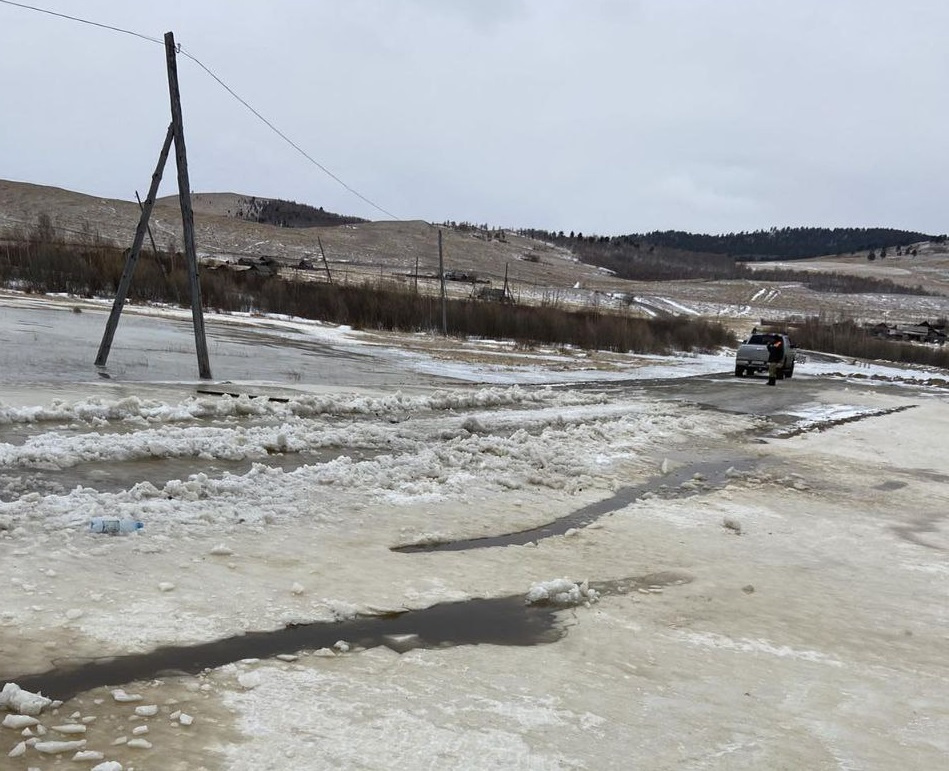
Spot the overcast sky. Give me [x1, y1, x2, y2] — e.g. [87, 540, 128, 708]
[2, 0, 947, 235]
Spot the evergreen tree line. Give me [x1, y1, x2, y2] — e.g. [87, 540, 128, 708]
[234, 196, 367, 228]
[519, 226, 940, 261]
[624, 227, 940, 260]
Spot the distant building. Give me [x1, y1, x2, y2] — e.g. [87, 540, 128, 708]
[867, 320, 946, 344]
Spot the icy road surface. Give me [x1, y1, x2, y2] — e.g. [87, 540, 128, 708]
[1, 294, 948, 770]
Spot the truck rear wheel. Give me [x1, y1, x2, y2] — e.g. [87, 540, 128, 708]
[785, 366, 794, 379]
[735, 366, 745, 377]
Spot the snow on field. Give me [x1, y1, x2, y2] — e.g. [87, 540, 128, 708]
[801, 356, 949, 389]
[653, 296, 700, 315]
[2, 293, 949, 770]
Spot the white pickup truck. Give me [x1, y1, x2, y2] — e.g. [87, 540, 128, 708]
[734, 332, 796, 378]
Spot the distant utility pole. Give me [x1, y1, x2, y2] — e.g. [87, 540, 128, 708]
[317, 236, 333, 284]
[135, 190, 166, 276]
[438, 229, 447, 335]
[95, 30, 212, 379]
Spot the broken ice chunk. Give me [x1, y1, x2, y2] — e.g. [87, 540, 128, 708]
[111, 689, 143, 703]
[73, 749, 105, 761]
[237, 672, 261, 690]
[2, 714, 39, 729]
[51, 724, 86, 734]
[34, 739, 87, 754]
[0, 683, 52, 716]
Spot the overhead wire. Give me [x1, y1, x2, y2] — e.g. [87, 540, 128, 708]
[0, 0, 402, 221]
[0, 0, 163, 45]
[177, 47, 401, 221]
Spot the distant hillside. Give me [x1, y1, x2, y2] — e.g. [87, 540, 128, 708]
[517, 228, 739, 281]
[0, 180, 601, 295]
[517, 225, 943, 291]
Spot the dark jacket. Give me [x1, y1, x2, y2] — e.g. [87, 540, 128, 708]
[766, 337, 785, 363]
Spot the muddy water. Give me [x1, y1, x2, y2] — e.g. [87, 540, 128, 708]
[393, 458, 755, 552]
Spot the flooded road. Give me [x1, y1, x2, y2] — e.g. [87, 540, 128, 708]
[0, 295, 459, 392]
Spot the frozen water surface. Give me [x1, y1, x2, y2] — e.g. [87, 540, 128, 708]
[3, 293, 949, 770]
[0, 295, 459, 391]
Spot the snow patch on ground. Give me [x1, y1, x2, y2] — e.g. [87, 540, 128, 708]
[676, 631, 844, 667]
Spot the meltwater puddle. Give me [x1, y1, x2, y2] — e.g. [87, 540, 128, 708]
[393, 458, 755, 553]
[770, 404, 916, 439]
[5, 573, 691, 702]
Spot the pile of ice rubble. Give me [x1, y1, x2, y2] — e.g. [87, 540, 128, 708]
[0, 386, 606, 427]
[1, 681, 187, 768]
[526, 578, 599, 607]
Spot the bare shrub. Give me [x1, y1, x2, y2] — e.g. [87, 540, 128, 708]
[792, 317, 949, 369]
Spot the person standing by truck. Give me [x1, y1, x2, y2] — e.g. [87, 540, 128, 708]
[766, 335, 785, 386]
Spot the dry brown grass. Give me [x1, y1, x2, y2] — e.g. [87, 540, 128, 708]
[0, 223, 734, 356]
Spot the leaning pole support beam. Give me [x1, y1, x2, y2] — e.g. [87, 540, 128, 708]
[95, 123, 175, 368]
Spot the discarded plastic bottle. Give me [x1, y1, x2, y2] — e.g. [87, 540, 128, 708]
[89, 517, 144, 535]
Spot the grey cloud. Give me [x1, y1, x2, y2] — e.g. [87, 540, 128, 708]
[1, 0, 947, 235]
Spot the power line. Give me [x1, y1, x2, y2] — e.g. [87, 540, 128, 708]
[0, 0, 162, 45]
[0, 0, 402, 221]
[177, 47, 401, 221]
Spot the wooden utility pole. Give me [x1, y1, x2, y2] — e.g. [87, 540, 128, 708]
[95, 124, 174, 367]
[165, 31, 211, 379]
[95, 31, 212, 379]
[414, 253, 419, 294]
[438, 229, 447, 335]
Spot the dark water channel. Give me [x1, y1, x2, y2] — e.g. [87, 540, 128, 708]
[6, 573, 690, 702]
[394, 457, 755, 553]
